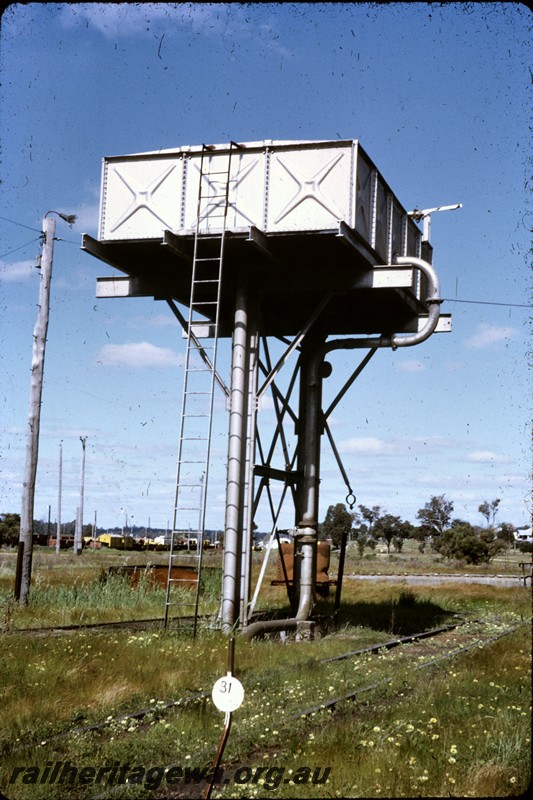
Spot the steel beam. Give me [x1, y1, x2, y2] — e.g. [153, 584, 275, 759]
[96, 277, 152, 298]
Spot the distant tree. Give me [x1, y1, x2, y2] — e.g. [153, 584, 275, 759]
[33, 519, 49, 536]
[416, 495, 454, 537]
[0, 514, 20, 547]
[478, 499, 500, 530]
[357, 504, 382, 535]
[374, 514, 412, 553]
[353, 529, 376, 558]
[352, 505, 382, 557]
[434, 521, 505, 564]
[322, 503, 354, 548]
[392, 535, 405, 553]
[496, 522, 516, 545]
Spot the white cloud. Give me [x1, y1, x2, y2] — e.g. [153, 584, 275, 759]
[396, 359, 426, 373]
[465, 323, 517, 349]
[339, 437, 396, 455]
[258, 395, 275, 412]
[58, 4, 291, 55]
[69, 202, 100, 233]
[58, 4, 237, 39]
[150, 314, 179, 328]
[0, 258, 37, 282]
[466, 450, 511, 464]
[95, 341, 183, 368]
[339, 435, 457, 457]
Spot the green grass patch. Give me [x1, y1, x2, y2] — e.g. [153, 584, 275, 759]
[1, 579, 530, 799]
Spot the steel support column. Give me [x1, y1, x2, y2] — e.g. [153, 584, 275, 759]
[221, 283, 251, 631]
[292, 334, 327, 621]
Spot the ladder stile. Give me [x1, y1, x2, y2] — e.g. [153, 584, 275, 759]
[165, 142, 239, 635]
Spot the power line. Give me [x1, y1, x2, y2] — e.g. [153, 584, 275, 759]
[0, 236, 41, 260]
[0, 214, 41, 233]
[442, 298, 531, 309]
[53, 237, 81, 245]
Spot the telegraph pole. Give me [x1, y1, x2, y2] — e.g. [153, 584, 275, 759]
[56, 440, 62, 555]
[16, 212, 75, 603]
[74, 436, 87, 555]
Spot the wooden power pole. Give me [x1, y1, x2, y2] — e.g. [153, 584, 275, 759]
[15, 211, 75, 603]
[15, 215, 55, 603]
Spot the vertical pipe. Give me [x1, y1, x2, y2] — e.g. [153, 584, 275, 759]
[293, 336, 325, 621]
[240, 322, 258, 627]
[221, 284, 249, 631]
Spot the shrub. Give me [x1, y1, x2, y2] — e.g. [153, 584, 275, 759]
[0, 513, 20, 547]
[434, 522, 505, 565]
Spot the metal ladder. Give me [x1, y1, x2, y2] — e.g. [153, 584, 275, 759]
[164, 143, 239, 635]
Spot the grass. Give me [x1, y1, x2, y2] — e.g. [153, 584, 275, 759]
[269, 629, 531, 798]
[0, 548, 223, 629]
[0, 545, 531, 798]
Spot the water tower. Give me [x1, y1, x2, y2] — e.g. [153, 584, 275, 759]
[82, 139, 453, 636]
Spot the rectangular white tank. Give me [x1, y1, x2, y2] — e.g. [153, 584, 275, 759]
[98, 139, 421, 264]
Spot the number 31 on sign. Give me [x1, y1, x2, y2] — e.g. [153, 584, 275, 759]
[211, 673, 245, 713]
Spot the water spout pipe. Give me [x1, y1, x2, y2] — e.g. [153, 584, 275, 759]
[240, 255, 442, 640]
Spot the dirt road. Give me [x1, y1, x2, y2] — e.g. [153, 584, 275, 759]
[346, 573, 529, 587]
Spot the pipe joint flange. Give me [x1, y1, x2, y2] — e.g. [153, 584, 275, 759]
[294, 525, 317, 541]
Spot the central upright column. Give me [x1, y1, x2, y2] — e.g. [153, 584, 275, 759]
[292, 333, 327, 621]
[221, 283, 250, 631]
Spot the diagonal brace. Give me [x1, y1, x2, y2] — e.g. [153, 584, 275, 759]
[166, 299, 229, 397]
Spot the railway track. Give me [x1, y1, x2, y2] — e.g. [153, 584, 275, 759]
[287, 623, 522, 722]
[6, 616, 524, 756]
[1, 615, 206, 637]
[90, 620, 526, 800]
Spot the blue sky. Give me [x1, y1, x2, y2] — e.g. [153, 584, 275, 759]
[0, 2, 531, 533]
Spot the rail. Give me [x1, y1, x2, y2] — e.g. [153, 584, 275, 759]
[8, 619, 523, 756]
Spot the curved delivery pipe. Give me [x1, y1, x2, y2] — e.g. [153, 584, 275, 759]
[240, 256, 443, 639]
